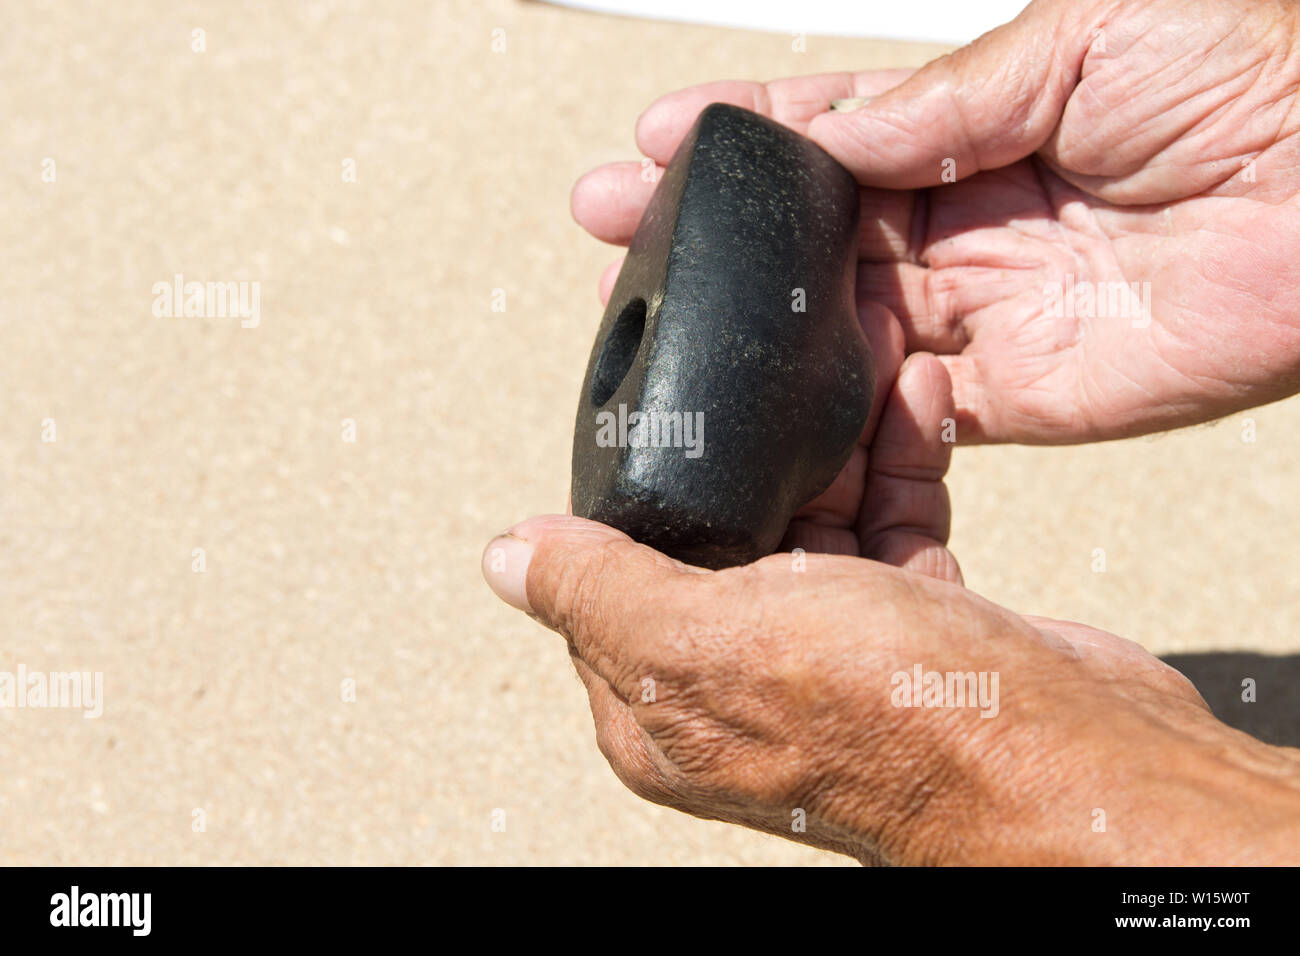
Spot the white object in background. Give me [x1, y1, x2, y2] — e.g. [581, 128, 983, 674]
[540, 0, 1031, 46]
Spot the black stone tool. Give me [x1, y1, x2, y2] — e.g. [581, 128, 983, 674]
[570, 103, 873, 569]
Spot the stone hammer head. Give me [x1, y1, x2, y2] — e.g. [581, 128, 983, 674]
[571, 103, 874, 569]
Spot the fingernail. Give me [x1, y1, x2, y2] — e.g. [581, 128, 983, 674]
[829, 96, 873, 113]
[481, 529, 535, 612]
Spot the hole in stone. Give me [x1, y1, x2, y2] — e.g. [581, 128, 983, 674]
[590, 297, 646, 407]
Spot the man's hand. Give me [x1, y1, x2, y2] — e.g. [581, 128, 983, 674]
[574, 0, 1300, 444]
[483, 515, 1300, 864]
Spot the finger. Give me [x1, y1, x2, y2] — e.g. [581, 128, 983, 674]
[858, 301, 906, 443]
[481, 514, 698, 695]
[935, 353, 995, 444]
[788, 444, 868, 534]
[807, 0, 1093, 188]
[858, 262, 963, 355]
[779, 521, 859, 557]
[577, 161, 922, 262]
[598, 256, 623, 305]
[579, 161, 923, 263]
[789, 301, 904, 530]
[636, 70, 919, 165]
[859, 354, 962, 583]
[856, 186, 924, 264]
[867, 353, 956, 484]
[571, 161, 664, 246]
[869, 531, 963, 584]
[858, 261, 1044, 355]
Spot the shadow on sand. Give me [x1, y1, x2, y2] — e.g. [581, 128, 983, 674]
[1162, 653, 1300, 748]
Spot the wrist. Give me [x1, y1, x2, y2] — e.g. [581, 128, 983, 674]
[907, 703, 1300, 865]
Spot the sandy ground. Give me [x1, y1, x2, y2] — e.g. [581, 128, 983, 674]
[2, 0, 1297, 866]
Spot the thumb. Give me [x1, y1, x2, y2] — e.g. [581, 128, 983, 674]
[481, 515, 697, 683]
[807, 0, 1097, 188]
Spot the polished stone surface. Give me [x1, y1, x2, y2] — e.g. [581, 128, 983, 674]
[572, 104, 873, 567]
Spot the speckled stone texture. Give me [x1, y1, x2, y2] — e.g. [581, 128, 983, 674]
[572, 104, 873, 568]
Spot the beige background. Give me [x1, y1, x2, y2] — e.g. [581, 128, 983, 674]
[2, 0, 1296, 866]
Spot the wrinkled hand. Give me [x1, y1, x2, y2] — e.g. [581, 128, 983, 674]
[483, 515, 1300, 864]
[495, 0, 1300, 863]
[574, 0, 1300, 444]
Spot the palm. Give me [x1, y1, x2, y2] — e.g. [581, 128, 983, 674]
[895, 150, 1300, 444]
[578, 0, 1300, 446]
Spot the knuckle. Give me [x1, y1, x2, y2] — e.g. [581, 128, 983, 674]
[552, 541, 654, 665]
[551, 539, 622, 636]
[592, 719, 671, 806]
[649, 703, 820, 809]
[628, 571, 747, 677]
[551, 539, 696, 675]
[646, 708, 733, 776]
